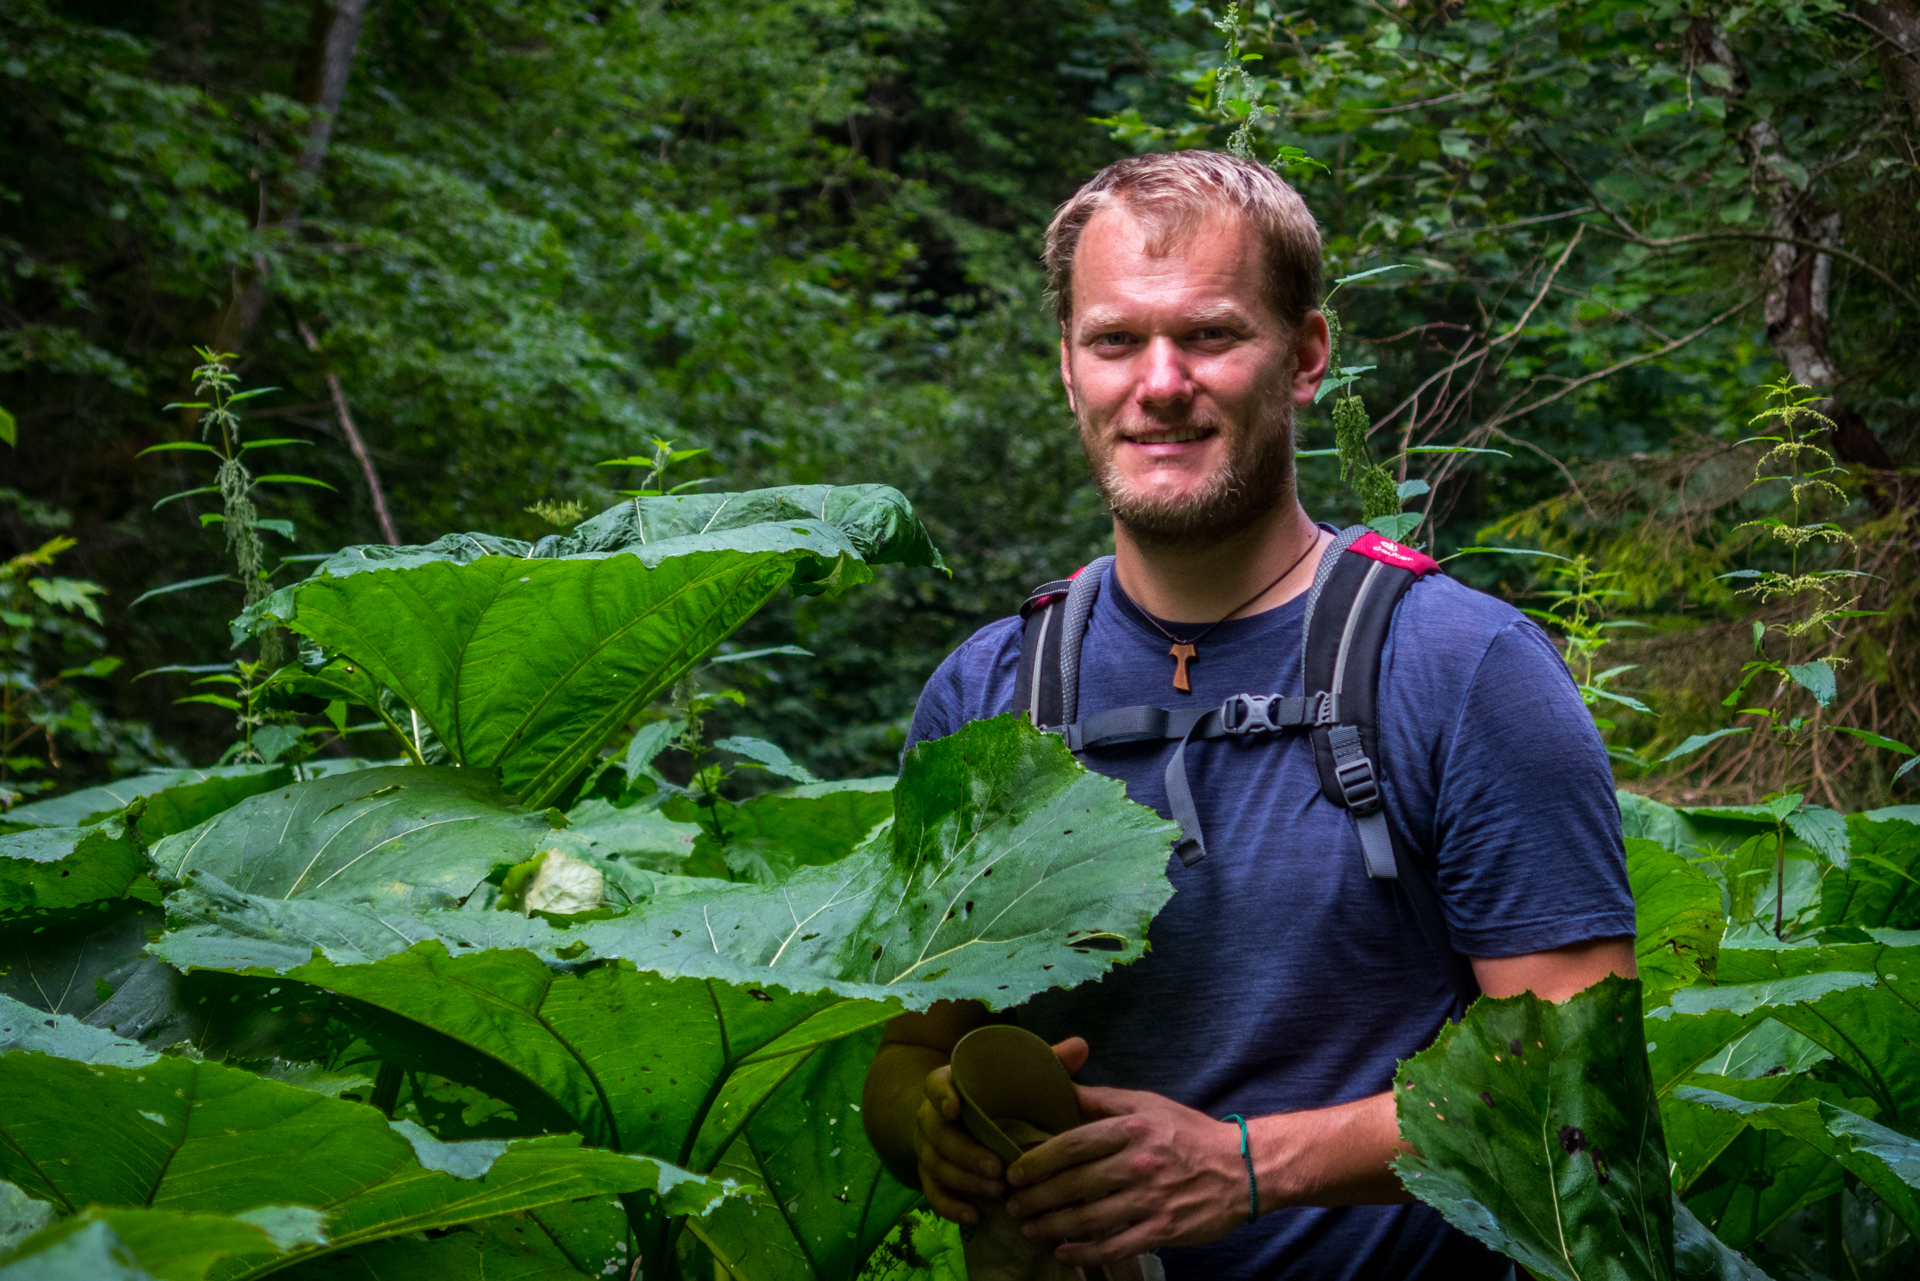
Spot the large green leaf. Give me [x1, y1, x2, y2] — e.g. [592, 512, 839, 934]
[149, 766, 557, 911]
[1819, 814, 1920, 930]
[0, 991, 157, 1065]
[0, 824, 145, 919]
[157, 717, 1179, 1007]
[272, 1218, 591, 1280]
[151, 717, 1175, 1279]
[1670, 1199, 1773, 1281]
[1629, 836, 1724, 999]
[671, 778, 894, 884]
[1644, 965, 1875, 1097]
[558, 798, 702, 871]
[689, 1032, 918, 1281]
[0, 1217, 161, 1280]
[1661, 1074, 1798, 1195]
[1392, 976, 1674, 1281]
[1710, 931, 1920, 1129]
[0, 1025, 731, 1280]
[0, 767, 287, 834]
[238, 487, 943, 807]
[0, 903, 190, 1044]
[0, 1205, 322, 1281]
[1619, 792, 1708, 857]
[1674, 1088, 1920, 1240]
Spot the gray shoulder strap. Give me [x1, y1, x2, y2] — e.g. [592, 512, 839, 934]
[1056, 555, 1112, 726]
[1298, 524, 1372, 687]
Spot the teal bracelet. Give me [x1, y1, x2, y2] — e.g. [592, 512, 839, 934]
[1222, 1114, 1259, 1224]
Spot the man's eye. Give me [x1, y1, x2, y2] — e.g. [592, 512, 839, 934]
[1091, 332, 1135, 348]
[1192, 327, 1233, 342]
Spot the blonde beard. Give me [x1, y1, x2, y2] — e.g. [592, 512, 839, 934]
[1079, 399, 1298, 549]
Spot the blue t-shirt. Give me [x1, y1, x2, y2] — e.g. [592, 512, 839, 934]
[907, 559, 1635, 1281]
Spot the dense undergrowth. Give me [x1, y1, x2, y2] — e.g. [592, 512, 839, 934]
[0, 480, 1914, 1280]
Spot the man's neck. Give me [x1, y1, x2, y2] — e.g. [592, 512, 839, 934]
[1110, 501, 1327, 625]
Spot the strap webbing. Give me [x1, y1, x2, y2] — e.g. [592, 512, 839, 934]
[1352, 809, 1399, 881]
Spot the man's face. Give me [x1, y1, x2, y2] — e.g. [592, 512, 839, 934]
[1061, 205, 1322, 546]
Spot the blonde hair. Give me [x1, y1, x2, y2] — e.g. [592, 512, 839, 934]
[1043, 151, 1323, 330]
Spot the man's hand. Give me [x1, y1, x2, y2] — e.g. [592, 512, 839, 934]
[908, 1036, 1092, 1224]
[1003, 1082, 1249, 1268]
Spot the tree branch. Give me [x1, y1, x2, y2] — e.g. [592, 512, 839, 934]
[295, 317, 399, 546]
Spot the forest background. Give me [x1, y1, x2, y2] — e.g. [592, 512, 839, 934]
[2, 0, 1916, 807]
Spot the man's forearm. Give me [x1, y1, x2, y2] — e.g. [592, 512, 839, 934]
[862, 1040, 947, 1188]
[1249, 1091, 1412, 1209]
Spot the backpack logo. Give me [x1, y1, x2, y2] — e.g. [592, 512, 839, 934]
[1350, 531, 1439, 575]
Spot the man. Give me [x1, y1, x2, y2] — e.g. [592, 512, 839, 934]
[861, 152, 1637, 1279]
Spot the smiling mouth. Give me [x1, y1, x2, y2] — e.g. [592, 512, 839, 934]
[1124, 427, 1216, 445]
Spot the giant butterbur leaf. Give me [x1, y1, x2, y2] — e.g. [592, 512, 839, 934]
[1628, 836, 1724, 999]
[1819, 814, 1920, 930]
[1670, 1199, 1773, 1281]
[0, 824, 144, 919]
[1644, 966, 1879, 1096]
[271, 1217, 595, 1279]
[151, 717, 1177, 1279]
[150, 766, 557, 911]
[0, 904, 189, 1044]
[0, 1015, 731, 1280]
[1, 1205, 321, 1281]
[158, 716, 1179, 1008]
[672, 777, 894, 884]
[1674, 1086, 1919, 1244]
[1711, 931, 1920, 1132]
[1393, 976, 1674, 1281]
[0, 766, 288, 835]
[689, 1032, 918, 1281]
[1660, 1073, 1799, 1195]
[237, 486, 943, 807]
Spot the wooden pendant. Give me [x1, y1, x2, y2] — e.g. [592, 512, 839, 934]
[1169, 642, 1197, 693]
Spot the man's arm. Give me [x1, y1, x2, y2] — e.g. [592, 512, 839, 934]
[1000, 936, 1636, 1268]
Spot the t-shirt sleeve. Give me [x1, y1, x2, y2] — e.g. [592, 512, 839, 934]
[905, 616, 1024, 752]
[906, 649, 970, 750]
[1430, 620, 1637, 958]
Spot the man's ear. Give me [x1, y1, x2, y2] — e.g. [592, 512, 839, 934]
[1289, 309, 1333, 407]
[1058, 332, 1076, 414]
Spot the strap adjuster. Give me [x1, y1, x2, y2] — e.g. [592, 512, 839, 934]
[1327, 723, 1383, 815]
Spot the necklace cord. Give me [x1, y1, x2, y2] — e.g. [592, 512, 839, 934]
[1132, 531, 1323, 648]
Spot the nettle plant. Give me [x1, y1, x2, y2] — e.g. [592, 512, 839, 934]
[136, 352, 345, 768]
[0, 481, 1199, 1280]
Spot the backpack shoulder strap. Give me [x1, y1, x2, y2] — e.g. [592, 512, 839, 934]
[1012, 556, 1111, 728]
[1303, 527, 1480, 1013]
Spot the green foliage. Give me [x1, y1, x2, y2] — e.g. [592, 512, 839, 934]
[1634, 800, 1919, 1275]
[1399, 806, 1920, 1277]
[0, 1001, 732, 1278]
[149, 766, 557, 911]
[2, 0, 1916, 1272]
[238, 486, 942, 806]
[0, 486, 1187, 1278]
[1393, 976, 1675, 1281]
[0, 520, 166, 804]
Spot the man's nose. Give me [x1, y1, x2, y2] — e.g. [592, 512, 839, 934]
[1135, 336, 1194, 407]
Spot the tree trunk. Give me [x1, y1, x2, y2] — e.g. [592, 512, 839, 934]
[1861, 0, 1920, 126]
[216, 0, 371, 353]
[1689, 19, 1912, 517]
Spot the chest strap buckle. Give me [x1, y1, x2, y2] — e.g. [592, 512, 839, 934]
[1218, 691, 1333, 735]
[1220, 693, 1279, 734]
